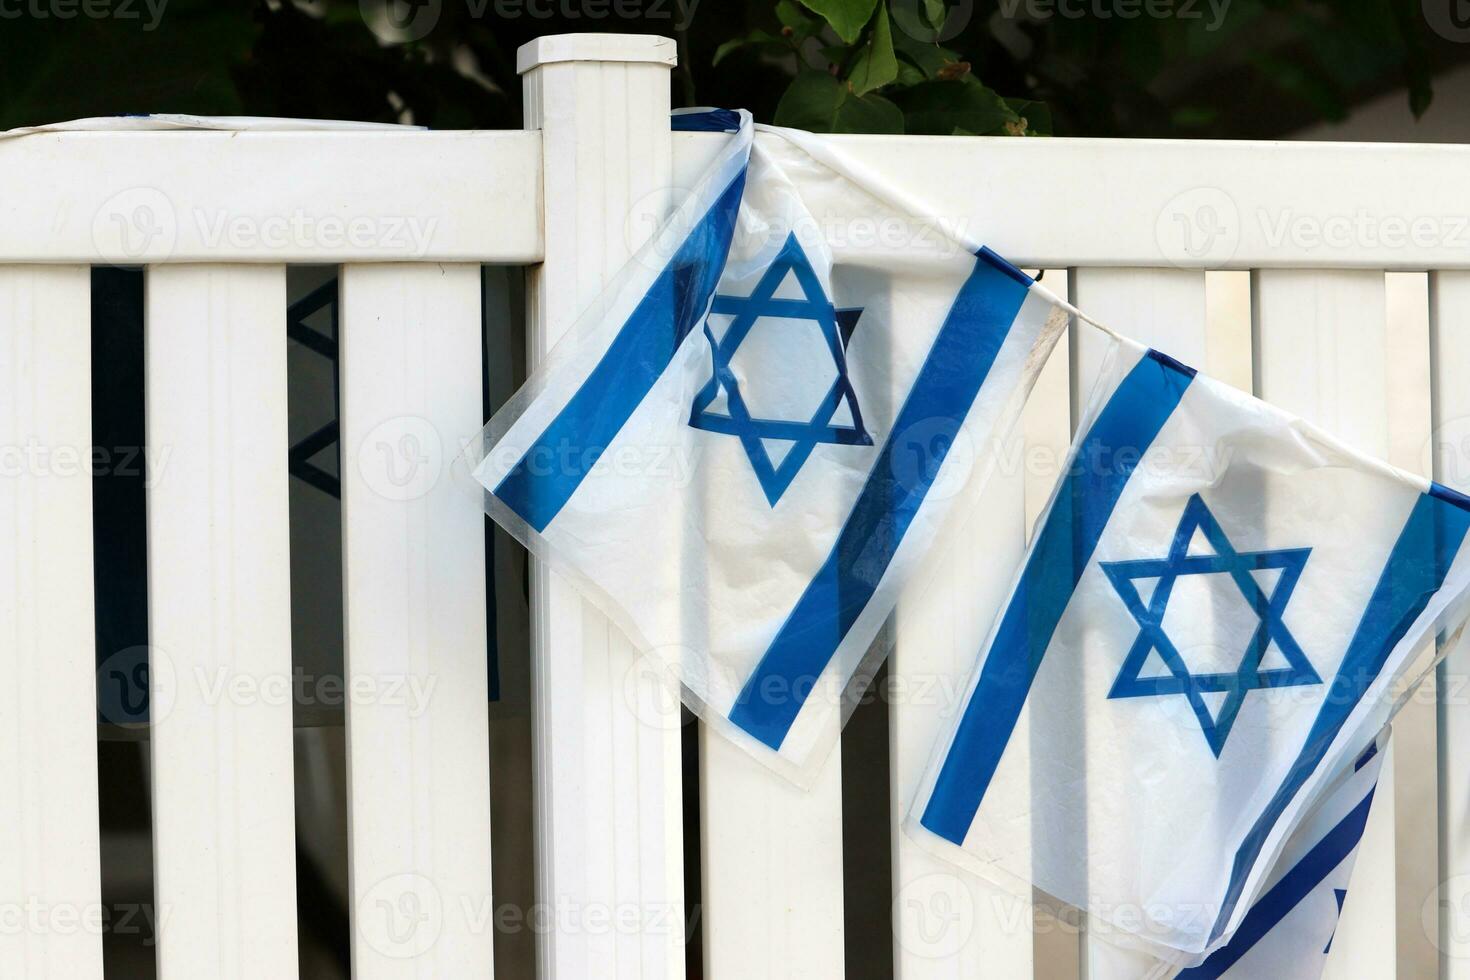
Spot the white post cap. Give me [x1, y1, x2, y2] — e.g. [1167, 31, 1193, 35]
[517, 33, 678, 74]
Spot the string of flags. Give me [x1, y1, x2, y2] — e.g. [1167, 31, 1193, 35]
[468, 107, 1470, 977]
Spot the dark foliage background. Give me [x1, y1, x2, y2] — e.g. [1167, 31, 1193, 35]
[0, 0, 1464, 139]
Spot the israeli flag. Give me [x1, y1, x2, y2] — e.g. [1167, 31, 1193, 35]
[907, 336, 1470, 965]
[1173, 735, 1384, 979]
[1088, 735, 1385, 979]
[469, 109, 1068, 778]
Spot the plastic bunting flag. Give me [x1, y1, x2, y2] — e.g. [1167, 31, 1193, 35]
[908, 333, 1470, 973]
[467, 108, 1071, 781]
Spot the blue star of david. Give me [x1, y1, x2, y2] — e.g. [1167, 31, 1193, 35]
[1103, 493, 1320, 757]
[688, 233, 871, 506]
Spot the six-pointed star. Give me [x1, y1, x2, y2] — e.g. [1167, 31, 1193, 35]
[688, 232, 871, 505]
[1103, 493, 1321, 756]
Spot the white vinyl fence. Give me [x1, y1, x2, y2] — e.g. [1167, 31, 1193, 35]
[3, 29, 1470, 980]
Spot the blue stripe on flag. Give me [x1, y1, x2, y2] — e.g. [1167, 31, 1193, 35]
[1353, 740, 1378, 771]
[1178, 785, 1376, 979]
[725, 256, 1033, 749]
[1210, 486, 1470, 942]
[976, 245, 1034, 287]
[671, 108, 744, 132]
[918, 349, 1195, 844]
[494, 169, 748, 531]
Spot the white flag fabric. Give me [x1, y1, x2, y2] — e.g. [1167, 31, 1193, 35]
[907, 335, 1470, 967]
[0, 114, 419, 140]
[1086, 734, 1385, 979]
[1171, 734, 1384, 979]
[469, 108, 1068, 779]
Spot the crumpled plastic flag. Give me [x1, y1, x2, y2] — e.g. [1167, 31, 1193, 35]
[468, 108, 1070, 781]
[908, 333, 1470, 971]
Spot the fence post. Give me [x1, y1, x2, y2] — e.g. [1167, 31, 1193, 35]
[0, 267, 104, 979]
[518, 33, 686, 980]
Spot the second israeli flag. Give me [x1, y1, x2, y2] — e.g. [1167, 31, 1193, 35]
[909, 335, 1470, 968]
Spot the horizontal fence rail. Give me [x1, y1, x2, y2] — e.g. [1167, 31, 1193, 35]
[674, 132, 1470, 271]
[0, 131, 543, 265]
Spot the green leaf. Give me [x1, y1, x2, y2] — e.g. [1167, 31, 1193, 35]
[1387, 0, 1434, 119]
[777, 0, 826, 41]
[1168, 106, 1218, 129]
[1409, 78, 1434, 119]
[847, 7, 898, 96]
[713, 29, 783, 67]
[894, 60, 927, 86]
[1251, 52, 1347, 123]
[797, 0, 881, 44]
[891, 0, 952, 43]
[890, 29, 961, 79]
[893, 77, 1018, 136]
[713, 39, 744, 66]
[774, 69, 904, 133]
[1004, 98, 1052, 135]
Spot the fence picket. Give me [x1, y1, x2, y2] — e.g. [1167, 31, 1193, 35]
[1022, 272, 1079, 980]
[889, 395, 1030, 980]
[1070, 268, 1209, 977]
[1383, 272, 1438, 980]
[1253, 269, 1402, 980]
[145, 264, 300, 978]
[1432, 269, 1470, 979]
[701, 726, 846, 978]
[886, 272, 1077, 979]
[0, 266, 103, 979]
[339, 263, 494, 978]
